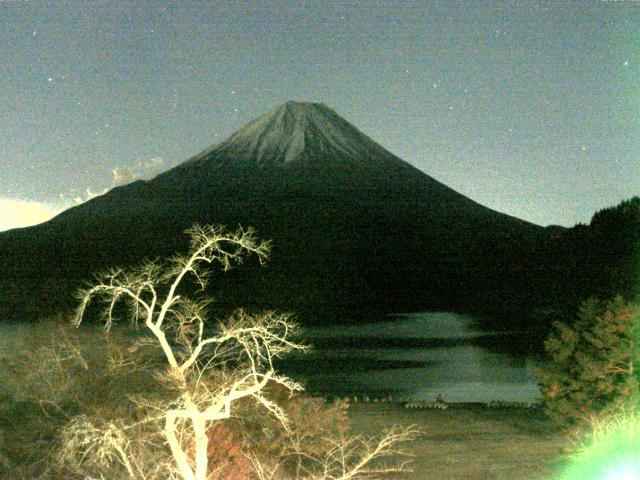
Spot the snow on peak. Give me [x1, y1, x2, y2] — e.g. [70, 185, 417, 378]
[208, 101, 403, 168]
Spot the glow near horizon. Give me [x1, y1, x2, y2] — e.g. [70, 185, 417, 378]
[603, 465, 640, 480]
[557, 435, 640, 480]
[0, 189, 108, 232]
[0, 198, 67, 232]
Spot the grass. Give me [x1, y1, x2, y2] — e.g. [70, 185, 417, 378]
[347, 402, 570, 480]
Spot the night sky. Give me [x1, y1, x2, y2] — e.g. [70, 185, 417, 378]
[1, 0, 638, 232]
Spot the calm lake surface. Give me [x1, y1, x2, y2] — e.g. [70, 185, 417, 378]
[278, 312, 546, 403]
[0, 312, 547, 404]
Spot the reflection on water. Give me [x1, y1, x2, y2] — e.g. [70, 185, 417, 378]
[279, 312, 545, 403]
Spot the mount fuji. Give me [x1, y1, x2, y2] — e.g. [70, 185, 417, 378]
[0, 101, 549, 322]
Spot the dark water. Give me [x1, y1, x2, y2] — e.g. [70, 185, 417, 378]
[278, 312, 546, 403]
[0, 313, 547, 404]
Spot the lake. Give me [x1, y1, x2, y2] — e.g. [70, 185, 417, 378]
[0, 312, 548, 404]
[278, 311, 547, 404]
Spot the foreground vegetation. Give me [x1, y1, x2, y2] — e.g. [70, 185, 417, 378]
[0, 225, 417, 479]
[1, 210, 638, 478]
[348, 402, 569, 480]
[0, 318, 419, 479]
[540, 296, 640, 430]
[0, 326, 570, 480]
[536, 296, 640, 479]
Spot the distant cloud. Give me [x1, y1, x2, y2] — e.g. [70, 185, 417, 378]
[73, 187, 108, 204]
[140, 157, 166, 176]
[0, 198, 68, 232]
[112, 167, 136, 187]
[112, 157, 165, 187]
[57, 187, 108, 206]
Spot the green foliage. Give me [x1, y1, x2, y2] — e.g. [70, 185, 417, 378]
[539, 296, 640, 429]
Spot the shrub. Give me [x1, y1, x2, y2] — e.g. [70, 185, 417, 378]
[0, 316, 169, 479]
[539, 295, 640, 430]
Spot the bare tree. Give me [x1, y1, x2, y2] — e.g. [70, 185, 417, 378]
[250, 423, 420, 480]
[70, 224, 418, 480]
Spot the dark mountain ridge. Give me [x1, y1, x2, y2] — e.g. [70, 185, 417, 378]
[0, 101, 551, 323]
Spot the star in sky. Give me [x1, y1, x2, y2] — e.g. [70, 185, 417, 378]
[0, 0, 638, 231]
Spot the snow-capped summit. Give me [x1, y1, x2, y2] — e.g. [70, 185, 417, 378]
[183, 101, 403, 168]
[215, 101, 406, 169]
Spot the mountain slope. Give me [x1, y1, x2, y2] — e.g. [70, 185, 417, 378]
[0, 101, 549, 322]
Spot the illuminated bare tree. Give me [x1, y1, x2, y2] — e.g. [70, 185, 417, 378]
[73, 225, 306, 480]
[71, 224, 418, 480]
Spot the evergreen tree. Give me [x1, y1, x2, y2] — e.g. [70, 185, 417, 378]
[540, 296, 640, 429]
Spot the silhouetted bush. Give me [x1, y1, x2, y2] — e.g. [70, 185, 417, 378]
[539, 296, 640, 430]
